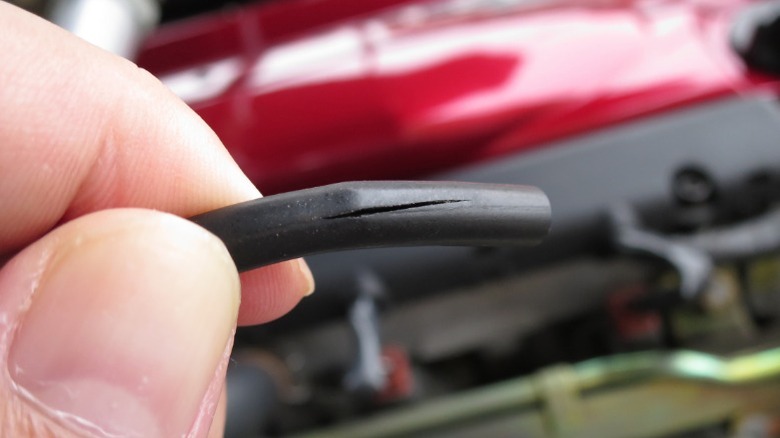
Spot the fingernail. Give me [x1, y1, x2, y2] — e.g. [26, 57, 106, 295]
[297, 259, 316, 296]
[8, 210, 239, 437]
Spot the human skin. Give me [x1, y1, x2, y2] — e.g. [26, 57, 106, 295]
[0, 2, 314, 436]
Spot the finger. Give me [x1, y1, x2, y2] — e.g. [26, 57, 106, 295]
[238, 260, 314, 325]
[0, 209, 238, 437]
[0, 2, 314, 322]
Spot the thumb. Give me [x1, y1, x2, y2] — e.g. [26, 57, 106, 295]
[0, 209, 239, 437]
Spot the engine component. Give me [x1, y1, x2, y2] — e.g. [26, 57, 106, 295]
[343, 272, 387, 395]
[732, 0, 780, 77]
[609, 205, 713, 300]
[295, 347, 780, 438]
[47, 0, 159, 59]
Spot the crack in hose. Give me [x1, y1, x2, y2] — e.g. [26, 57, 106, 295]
[325, 200, 467, 219]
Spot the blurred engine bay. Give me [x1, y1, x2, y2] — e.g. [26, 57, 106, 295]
[15, 0, 780, 436]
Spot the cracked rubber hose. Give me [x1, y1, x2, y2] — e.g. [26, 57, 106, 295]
[190, 181, 552, 272]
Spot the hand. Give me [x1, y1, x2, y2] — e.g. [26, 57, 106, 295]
[0, 3, 314, 436]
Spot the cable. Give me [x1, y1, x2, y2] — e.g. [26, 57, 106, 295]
[190, 181, 551, 272]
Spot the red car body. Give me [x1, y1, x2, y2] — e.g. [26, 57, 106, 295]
[138, 0, 780, 195]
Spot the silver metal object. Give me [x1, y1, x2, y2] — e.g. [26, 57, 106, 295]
[47, 0, 159, 59]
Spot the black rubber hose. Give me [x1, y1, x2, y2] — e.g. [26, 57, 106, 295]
[190, 181, 551, 272]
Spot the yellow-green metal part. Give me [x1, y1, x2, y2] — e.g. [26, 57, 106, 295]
[297, 347, 780, 438]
